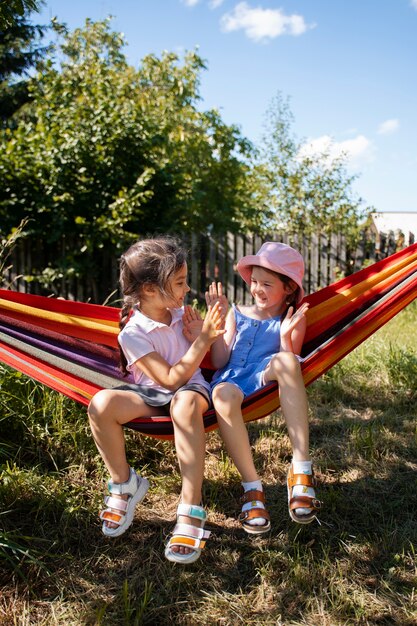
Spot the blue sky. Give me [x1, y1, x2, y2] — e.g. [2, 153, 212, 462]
[37, 0, 417, 214]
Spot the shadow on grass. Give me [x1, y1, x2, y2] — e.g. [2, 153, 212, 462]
[1, 449, 416, 625]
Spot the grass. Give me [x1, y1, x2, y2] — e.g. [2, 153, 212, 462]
[0, 301, 416, 625]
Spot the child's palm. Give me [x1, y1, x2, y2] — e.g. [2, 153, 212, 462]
[182, 305, 203, 342]
[203, 301, 226, 340]
[205, 282, 228, 324]
[280, 303, 309, 340]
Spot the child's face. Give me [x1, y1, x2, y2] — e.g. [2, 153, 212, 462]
[164, 263, 191, 308]
[249, 266, 293, 313]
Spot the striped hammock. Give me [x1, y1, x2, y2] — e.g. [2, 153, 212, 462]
[1, 243, 416, 440]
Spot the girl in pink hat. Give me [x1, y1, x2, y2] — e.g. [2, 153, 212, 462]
[200, 241, 321, 533]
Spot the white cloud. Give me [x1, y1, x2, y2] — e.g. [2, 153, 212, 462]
[182, 0, 200, 7]
[210, 0, 226, 8]
[411, 0, 417, 11]
[220, 2, 314, 42]
[298, 134, 374, 170]
[377, 119, 399, 135]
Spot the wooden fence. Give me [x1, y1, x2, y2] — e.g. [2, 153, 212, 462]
[3, 229, 414, 306]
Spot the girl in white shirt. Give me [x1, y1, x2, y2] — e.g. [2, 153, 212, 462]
[88, 236, 224, 564]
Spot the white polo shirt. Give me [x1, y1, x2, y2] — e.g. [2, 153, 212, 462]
[118, 307, 210, 394]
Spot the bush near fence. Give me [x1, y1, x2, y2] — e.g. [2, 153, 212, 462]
[3, 229, 414, 305]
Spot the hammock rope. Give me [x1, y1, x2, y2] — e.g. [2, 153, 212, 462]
[1, 243, 416, 440]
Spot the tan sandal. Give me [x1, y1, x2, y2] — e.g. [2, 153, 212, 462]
[287, 464, 321, 524]
[238, 489, 271, 535]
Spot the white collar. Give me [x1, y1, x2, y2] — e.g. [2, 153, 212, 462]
[130, 306, 183, 332]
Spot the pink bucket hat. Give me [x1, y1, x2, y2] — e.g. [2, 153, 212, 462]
[236, 242, 305, 303]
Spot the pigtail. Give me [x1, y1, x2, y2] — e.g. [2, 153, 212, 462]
[119, 302, 133, 376]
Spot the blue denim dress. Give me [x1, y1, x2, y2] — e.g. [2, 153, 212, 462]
[211, 305, 281, 397]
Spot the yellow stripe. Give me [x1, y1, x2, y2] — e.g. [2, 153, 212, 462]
[0, 298, 119, 334]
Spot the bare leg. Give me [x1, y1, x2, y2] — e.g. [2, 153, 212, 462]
[264, 352, 310, 461]
[169, 390, 208, 555]
[212, 383, 260, 482]
[88, 388, 157, 528]
[212, 383, 270, 532]
[264, 352, 317, 520]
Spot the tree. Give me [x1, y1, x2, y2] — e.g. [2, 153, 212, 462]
[0, 1, 41, 29]
[0, 1, 49, 123]
[253, 92, 369, 244]
[0, 18, 256, 294]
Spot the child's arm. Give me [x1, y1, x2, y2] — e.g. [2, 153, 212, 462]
[280, 302, 309, 355]
[134, 302, 225, 391]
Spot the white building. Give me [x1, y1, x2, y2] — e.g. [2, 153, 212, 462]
[370, 211, 417, 246]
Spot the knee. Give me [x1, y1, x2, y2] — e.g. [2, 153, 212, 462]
[270, 352, 301, 375]
[170, 391, 203, 425]
[87, 389, 114, 423]
[212, 383, 243, 412]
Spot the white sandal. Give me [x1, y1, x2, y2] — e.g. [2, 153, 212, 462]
[165, 504, 211, 564]
[100, 467, 149, 537]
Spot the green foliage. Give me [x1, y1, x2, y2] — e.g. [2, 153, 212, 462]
[0, 2, 48, 121]
[0, 1, 41, 29]
[0, 18, 256, 293]
[0, 18, 254, 242]
[254, 92, 370, 244]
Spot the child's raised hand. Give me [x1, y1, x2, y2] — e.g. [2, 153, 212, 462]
[182, 305, 203, 342]
[205, 282, 228, 324]
[280, 302, 310, 342]
[201, 301, 226, 343]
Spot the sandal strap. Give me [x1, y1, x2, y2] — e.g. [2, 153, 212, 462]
[167, 534, 208, 551]
[288, 467, 315, 489]
[172, 523, 211, 540]
[239, 507, 270, 523]
[104, 495, 128, 512]
[177, 503, 207, 521]
[240, 489, 265, 504]
[168, 522, 211, 552]
[100, 509, 123, 526]
[289, 496, 321, 512]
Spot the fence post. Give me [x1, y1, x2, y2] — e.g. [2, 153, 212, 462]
[226, 232, 235, 301]
[235, 234, 245, 305]
[319, 232, 328, 288]
[217, 234, 226, 286]
[309, 233, 319, 293]
[190, 233, 199, 301]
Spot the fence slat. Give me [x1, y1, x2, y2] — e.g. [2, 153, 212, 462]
[3, 229, 408, 304]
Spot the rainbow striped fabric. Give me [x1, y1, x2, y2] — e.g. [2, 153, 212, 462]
[1, 243, 416, 440]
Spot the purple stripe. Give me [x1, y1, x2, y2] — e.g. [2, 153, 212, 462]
[0, 321, 121, 379]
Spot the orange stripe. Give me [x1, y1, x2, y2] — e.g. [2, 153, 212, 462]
[170, 536, 198, 548]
